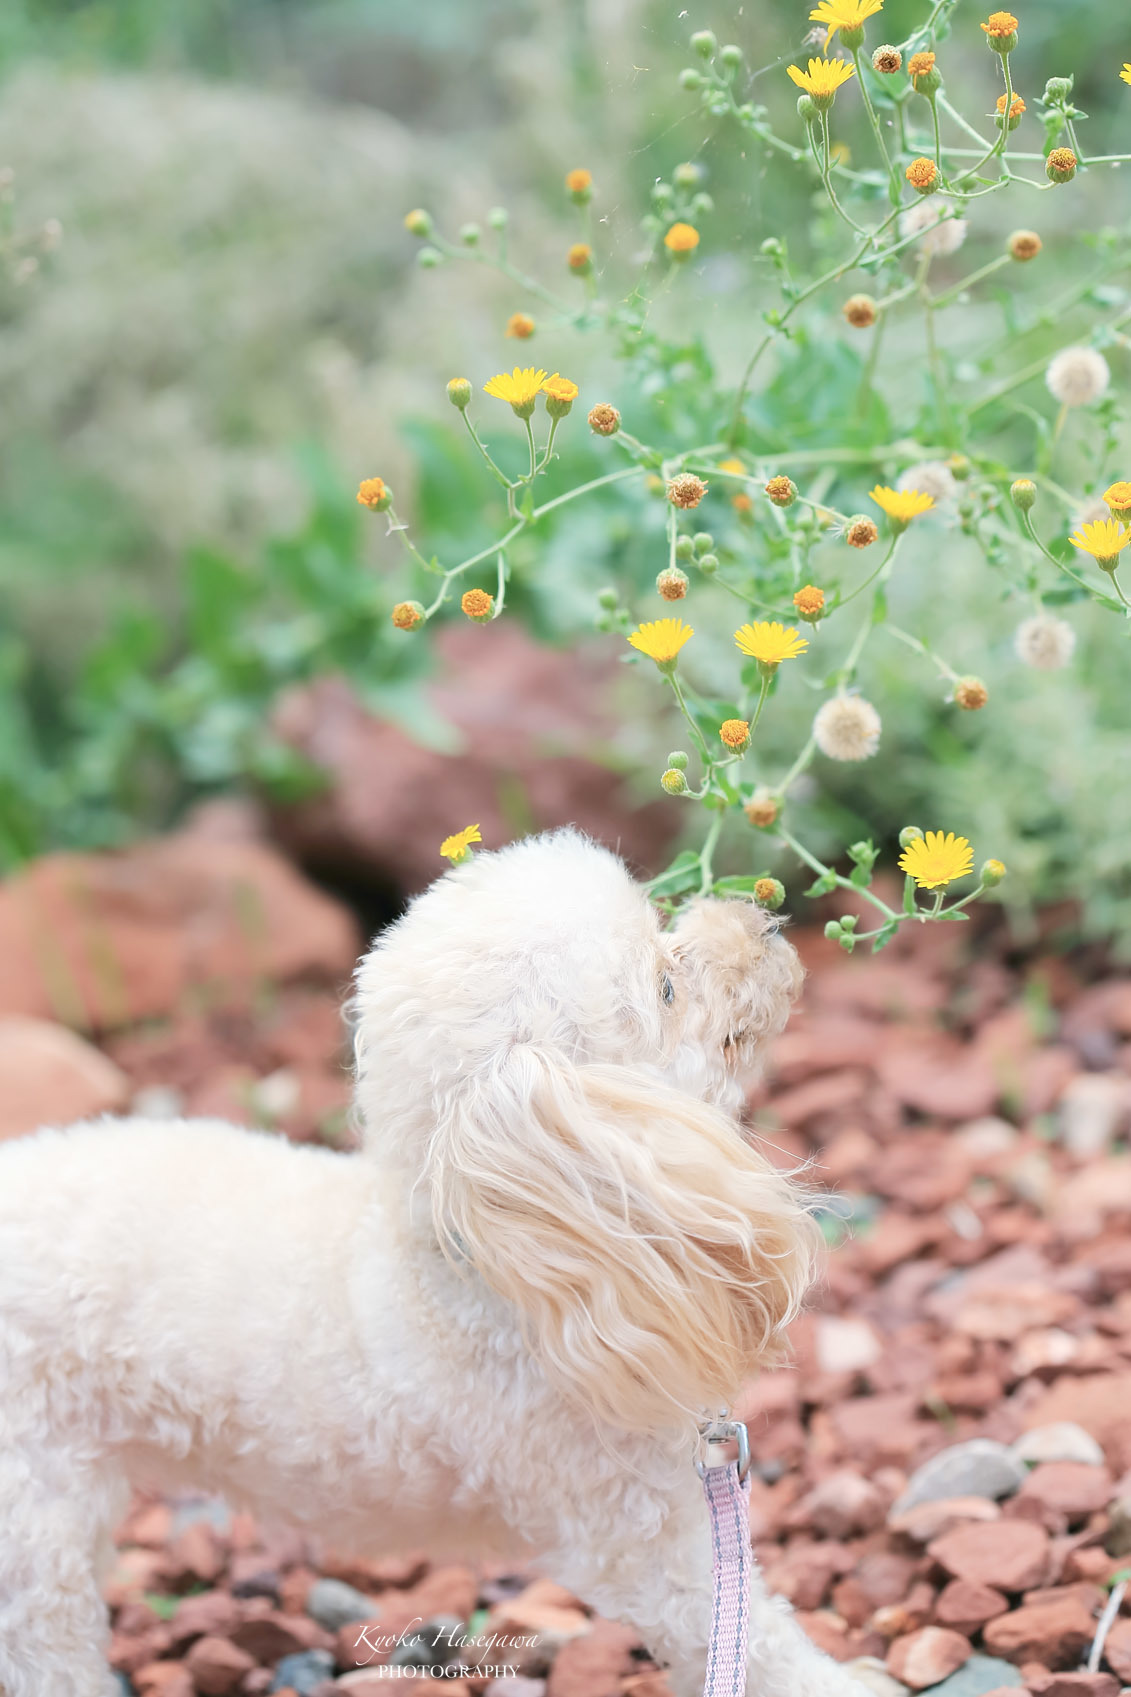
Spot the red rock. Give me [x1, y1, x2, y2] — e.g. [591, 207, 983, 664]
[793, 1610, 852, 1662]
[109, 1623, 175, 1674]
[0, 835, 360, 1031]
[170, 1589, 241, 1644]
[134, 1665, 194, 1697]
[768, 1069, 870, 1128]
[762, 1542, 851, 1610]
[797, 1470, 886, 1539]
[409, 1564, 478, 1621]
[982, 1592, 1097, 1666]
[1024, 1375, 1131, 1472]
[872, 1581, 937, 1639]
[118, 1500, 175, 1549]
[1017, 1464, 1114, 1522]
[166, 1522, 226, 1589]
[767, 1016, 884, 1083]
[877, 1036, 998, 1120]
[928, 1519, 1051, 1591]
[269, 633, 679, 898]
[1026, 1675, 1120, 1697]
[545, 1618, 648, 1697]
[1101, 1617, 1131, 1682]
[886, 1625, 972, 1689]
[0, 1017, 129, 1141]
[621, 1674, 676, 1697]
[184, 1635, 256, 1695]
[953, 1284, 1078, 1342]
[230, 1606, 329, 1660]
[102, 1546, 169, 1608]
[319, 1551, 428, 1593]
[933, 1578, 1009, 1633]
[889, 1496, 1002, 1544]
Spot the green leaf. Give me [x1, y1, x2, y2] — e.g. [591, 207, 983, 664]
[903, 875, 918, 915]
[805, 870, 837, 897]
[711, 875, 762, 896]
[871, 920, 899, 953]
[648, 850, 703, 898]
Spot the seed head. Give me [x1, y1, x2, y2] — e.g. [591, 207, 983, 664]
[765, 475, 798, 508]
[391, 601, 425, 631]
[1046, 346, 1110, 408]
[954, 676, 989, 710]
[505, 312, 536, 338]
[667, 473, 708, 509]
[843, 293, 877, 328]
[872, 45, 902, 72]
[744, 790, 780, 828]
[1009, 229, 1042, 261]
[813, 695, 881, 761]
[1014, 612, 1076, 671]
[656, 566, 690, 601]
[846, 516, 879, 548]
[588, 403, 621, 436]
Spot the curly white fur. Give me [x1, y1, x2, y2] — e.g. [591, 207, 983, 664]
[0, 828, 868, 1697]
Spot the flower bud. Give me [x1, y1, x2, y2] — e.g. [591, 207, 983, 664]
[898, 825, 924, 848]
[754, 877, 786, 911]
[765, 475, 798, 508]
[667, 750, 690, 771]
[661, 768, 689, 795]
[1043, 75, 1073, 101]
[568, 243, 593, 274]
[996, 93, 1025, 130]
[843, 293, 877, 329]
[446, 377, 472, 410]
[981, 858, 1007, 887]
[692, 531, 715, 554]
[872, 45, 902, 73]
[981, 11, 1018, 52]
[488, 206, 508, 230]
[691, 191, 714, 218]
[721, 43, 743, 67]
[391, 600, 425, 631]
[656, 566, 690, 601]
[459, 222, 481, 247]
[697, 553, 718, 574]
[954, 676, 989, 710]
[403, 208, 433, 237]
[796, 94, 819, 125]
[678, 68, 703, 91]
[1009, 229, 1042, 261]
[1046, 148, 1077, 184]
[565, 167, 593, 203]
[905, 156, 939, 195]
[357, 477, 392, 511]
[673, 162, 703, 188]
[744, 790, 780, 829]
[793, 585, 826, 622]
[690, 29, 717, 57]
[1011, 477, 1037, 512]
[461, 588, 495, 623]
[597, 587, 619, 610]
[417, 246, 442, 268]
[908, 50, 942, 95]
[675, 535, 695, 562]
[761, 236, 785, 258]
[587, 402, 620, 436]
[824, 919, 843, 940]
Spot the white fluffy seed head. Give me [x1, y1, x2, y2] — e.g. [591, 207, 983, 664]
[1046, 346, 1111, 408]
[898, 459, 957, 504]
[813, 694, 882, 762]
[1014, 612, 1076, 670]
[899, 200, 967, 256]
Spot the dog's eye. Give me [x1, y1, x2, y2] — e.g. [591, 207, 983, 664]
[660, 973, 674, 1005]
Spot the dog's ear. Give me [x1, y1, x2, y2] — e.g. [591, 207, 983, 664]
[429, 1046, 818, 1436]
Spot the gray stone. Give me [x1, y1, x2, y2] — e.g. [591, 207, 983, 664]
[920, 1655, 1023, 1695]
[269, 1648, 335, 1694]
[1010, 1421, 1106, 1468]
[890, 1440, 1027, 1518]
[844, 1658, 910, 1696]
[388, 1615, 468, 1670]
[305, 1575, 377, 1632]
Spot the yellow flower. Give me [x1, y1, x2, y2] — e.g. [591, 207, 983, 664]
[1102, 480, 1131, 516]
[1069, 517, 1131, 566]
[908, 50, 936, 77]
[793, 584, 826, 620]
[627, 618, 694, 667]
[905, 156, 938, 192]
[808, 0, 883, 47]
[483, 366, 549, 418]
[719, 719, 750, 751]
[899, 830, 975, 890]
[664, 222, 701, 255]
[461, 587, 495, 622]
[996, 92, 1025, 118]
[980, 9, 1018, 36]
[734, 621, 809, 666]
[356, 476, 390, 510]
[568, 243, 592, 273]
[505, 312, 535, 339]
[718, 457, 747, 475]
[542, 373, 579, 403]
[786, 57, 857, 103]
[1122, 65, 1131, 86]
[440, 824, 482, 865]
[870, 485, 935, 528]
[565, 167, 592, 195]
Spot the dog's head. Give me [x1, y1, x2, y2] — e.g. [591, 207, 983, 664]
[353, 829, 817, 1437]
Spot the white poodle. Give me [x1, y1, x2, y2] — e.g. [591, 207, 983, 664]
[0, 828, 868, 1697]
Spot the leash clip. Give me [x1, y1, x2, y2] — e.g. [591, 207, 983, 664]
[696, 1412, 751, 1481]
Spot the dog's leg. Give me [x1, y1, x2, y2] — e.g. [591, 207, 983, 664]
[0, 1437, 124, 1697]
[540, 1469, 869, 1697]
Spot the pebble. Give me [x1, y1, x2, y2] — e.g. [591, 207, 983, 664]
[306, 1578, 379, 1634]
[889, 1441, 1027, 1518]
[269, 1649, 336, 1694]
[911, 1655, 1023, 1694]
[886, 1626, 971, 1690]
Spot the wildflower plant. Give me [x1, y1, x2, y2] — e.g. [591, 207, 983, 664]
[371, 0, 1131, 945]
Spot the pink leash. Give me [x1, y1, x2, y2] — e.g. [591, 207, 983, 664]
[698, 1417, 752, 1697]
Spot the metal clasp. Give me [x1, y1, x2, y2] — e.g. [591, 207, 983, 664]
[696, 1412, 751, 1481]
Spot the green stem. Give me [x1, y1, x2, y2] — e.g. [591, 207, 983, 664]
[698, 814, 723, 896]
[930, 252, 1011, 309]
[666, 669, 712, 764]
[838, 534, 899, 607]
[852, 48, 900, 195]
[461, 412, 515, 490]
